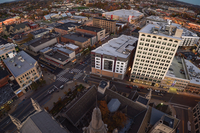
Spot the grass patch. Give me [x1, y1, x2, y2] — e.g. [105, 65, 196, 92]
[73, 6, 89, 9]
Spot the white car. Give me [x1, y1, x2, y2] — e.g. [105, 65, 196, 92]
[60, 85, 64, 89]
[155, 90, 160, 92]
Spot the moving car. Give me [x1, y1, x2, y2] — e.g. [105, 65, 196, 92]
[60, 85, 64, 89]
[126, 85, 133, 89]
[155, 90, 160, 92]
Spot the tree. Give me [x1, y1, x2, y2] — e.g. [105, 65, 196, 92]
[68, 88, 71, 92]
[4, 103, 11, 112]
[58, 97, 62, 101]
[112, 111, 127, 128]
[64, 91, 68, 95]
[98, 100, 109, 118]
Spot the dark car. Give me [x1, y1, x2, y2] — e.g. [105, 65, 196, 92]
[126, 85, 133, 89]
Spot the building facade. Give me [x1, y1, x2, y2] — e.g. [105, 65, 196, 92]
[93, 17, 116, 34]
[130, 23, 182, 86]
[192, 102, 200, 133]
[76, 25, 106, 41]
[91, 35, 137, 80]
[3, 51, 42, 97]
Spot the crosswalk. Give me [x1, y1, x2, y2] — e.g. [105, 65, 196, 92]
[56, 68, 83, 82]
[57, 68, 69, 77]
[73, 73, 83, 80]
[56, 76, 69, 82]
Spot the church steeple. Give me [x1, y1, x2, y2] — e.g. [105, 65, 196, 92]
[8, 114, 22, 130]
[31, 98, 42, 112]
[83, 107, 108, 133]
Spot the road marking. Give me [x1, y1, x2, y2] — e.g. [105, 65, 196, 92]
[3, 85, 54, 129]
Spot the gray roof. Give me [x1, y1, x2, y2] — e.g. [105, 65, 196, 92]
[3, 51, 36, 78]
[65, 86, 97, 125]
[30, 29, 49, 35]
[78, 25, 103, 32]
[55, 22, 81, 31]
[62, 34, 88, 42]
[150, 107, 166, 125]
[107, 98, 121, 113]
[20, 110, 67, 133]
[45, 50, 69, 62]
[136, 96, 149, 105]
[58, 47, 73, 54]
[30, 35, 56, 47]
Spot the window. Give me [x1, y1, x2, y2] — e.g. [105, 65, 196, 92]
[164, 38, 167, 41]
[172, 44, 177, 47]
[155, 45, 160, 48]
[141, 34, 145, 36]
[146, 39, 150, 42]
[162, 42, 166, 45]
[149, 49, 153, 52]
[161, 46, 165, 49]
[151, 40, 156, 43]
[150, 44, 154, 47]
[144, 48, 148, 50]
[167, 43, 172, 46]
[174, 40, 178, 43]
[158, 37, 162, 40]
[147, 35, 151, 37]
[153, 36, 156, 38]
[157, 41, 161, 44]
[169, 39, 173, 42]
[158, 55, 162, 57]
[145, 43, 149, 46]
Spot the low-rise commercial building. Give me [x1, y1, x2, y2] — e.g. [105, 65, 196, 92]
[43, 48, 74, 66]
[70, 15, 88, 23]
[0, 43, 17, 67]
[3, 51, 42, 97]
[76, 25, 106, 41]
[93, 17, 116, 34]
[30, 29, 49, 39]
[28, 33, 58, 53]
[60, 34, 91, 48]
[91, 35, 137, 80]
[55, 22, 81, 35]
[161, 57, 190, 91]
[102, 9, 144, 24]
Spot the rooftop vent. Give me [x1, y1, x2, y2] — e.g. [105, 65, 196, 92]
[18, 65, 21, 68]
[30, 63, 32, 65]
[20, 58, 25, 62]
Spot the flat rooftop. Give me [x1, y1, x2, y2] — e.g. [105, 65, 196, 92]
[103, 9, 143, 18]
[146, 16, 166, 22]
[0, 68, 9, 79]
[92, 35, 137, 58]
[47, 23, 62, 28]
[30, 34, 56, 47]
[57, 47, 73, 54]
[78, 25, 103, 32]
[93, 17, 116, 22]
[45, 50, 69, 62]
[62, 34, 88, 42]
[72, 15, 87, 19]
[55, 22, 81, 31]
[73, 32, 94, 38]
[0, 43, 16, 56]
[58, 19, 77, 23]
[166, 57, 189, 80]
[3, 51, 36, 78]
[30, 29, 49, 35]
[55, 43, 79, 50]
[184, 59, 200, 85]
[139, 24, 182, 40]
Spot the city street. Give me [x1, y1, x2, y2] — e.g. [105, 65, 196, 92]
[0, 55, 91, 133]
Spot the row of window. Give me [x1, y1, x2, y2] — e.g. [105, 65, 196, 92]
[133, 63, 168, 71]
[135, 59, 171, 64]
[131, 75, 162, 81]
[140, 34, 178, 43]
[18, 69, 36, 81]
[136, 52, 173, 59]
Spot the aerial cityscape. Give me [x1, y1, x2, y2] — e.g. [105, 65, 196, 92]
[0, 0, 200, 133]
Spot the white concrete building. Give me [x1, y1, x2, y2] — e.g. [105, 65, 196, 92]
[130, 22, 183, 86]
[146, 16, 199, 47]
[102, 9, 144, 23]
[91, 35, 137, 79]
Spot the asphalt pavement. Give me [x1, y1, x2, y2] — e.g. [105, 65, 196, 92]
[0, 55, 91, 133]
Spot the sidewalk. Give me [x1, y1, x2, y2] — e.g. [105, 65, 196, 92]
[42, 81, 90, 110]
[89, 74, 200, 98]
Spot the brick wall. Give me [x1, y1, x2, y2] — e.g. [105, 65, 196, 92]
[76, 28, 97, 36]
[55, 28, 68, 35]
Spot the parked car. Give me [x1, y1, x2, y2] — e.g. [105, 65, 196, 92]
[60, 85, 64, 89]
[137, 89, 141, 92]
[158, 93, 163, 96]
[126, 85, 133, 89]
[169, 68, 173, 71]
[133, 85, 138, 88]
[155, 90, 160, 92]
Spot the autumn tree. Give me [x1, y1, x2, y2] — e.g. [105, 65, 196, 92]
[98, 100, 109, 119]
[112, 111, 127, 128]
